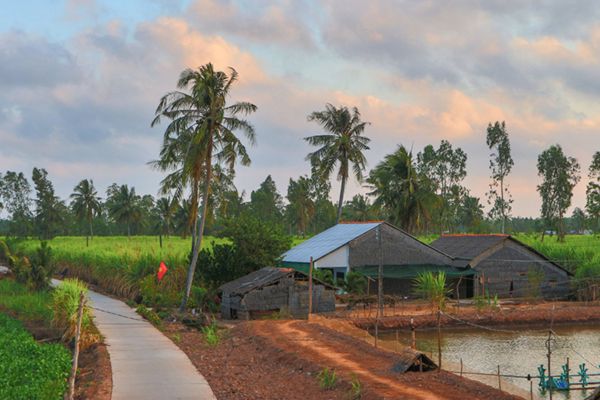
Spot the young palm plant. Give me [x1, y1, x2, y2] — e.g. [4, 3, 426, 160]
[413, 271, 451, 312]
[70, 179, 102, 247]
[305, 104, 370, 223]
[151, 63, 257, 311]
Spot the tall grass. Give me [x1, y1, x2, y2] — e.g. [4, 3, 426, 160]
[0, 279, 53, 322]
[413, 271, 450, 311]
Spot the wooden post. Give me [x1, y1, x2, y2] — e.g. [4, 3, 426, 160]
[547, 330, 553, 400]
[308, 257, 314, 320]
[410, 318, 416, 350]
[67, 292, 85, 400]
[374, 321, 378, 348]
[437, 310, 442, 372]
[530, 380, 533, 400]
[497, 365, 502, 390]
[460, 358, 463, 377]
[566, 357, 570, 387]
[395, 329, 399, 352]
[377, 225, 384, 318]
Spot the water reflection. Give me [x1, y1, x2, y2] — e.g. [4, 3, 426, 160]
[378, 325, 600, 400]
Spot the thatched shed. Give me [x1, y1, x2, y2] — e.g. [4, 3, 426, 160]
[391, 347, 437, 373]
[219, 267, 337, 320]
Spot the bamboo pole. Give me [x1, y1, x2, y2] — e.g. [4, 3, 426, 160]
[67, 292, 85, 400]
[410, 318, 416, 350]
[377, 225, 383, 318]
[497, 365, 502, 390]
[460, 358, 463, 378]
[437, 310, 442, 372]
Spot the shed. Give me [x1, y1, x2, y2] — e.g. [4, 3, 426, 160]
[282, 222, 471, 297]
[430, 234, 572, 299]
[392, 348, 437, 372]
[219, 267, 336, 320]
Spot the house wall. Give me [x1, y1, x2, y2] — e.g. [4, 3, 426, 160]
[348, 224, 452, 269]
[473, 241, 570, 299]
[221, 278, 336, 319]
[315, 246, 349, 270]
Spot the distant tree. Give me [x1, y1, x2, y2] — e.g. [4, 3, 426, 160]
[586, 151, 600, 232]
[369, 145, 437, 233]
[459, 194, 485, 233]
[486, 121, 514, 233]
[571, 207, 587, 234]
[106, 184, 141, 237]
[249, 175, 284, 226]
[286, 176, 315, 236]
[308, 171, 336, 233]
[70, 179, 102, 246]
[154, 197, 175, 248]
[417, 140, 467, 233]
[173, 199, 192, 239]
[305, 104, 370, 223]
[151, 63, 257, 310]
[0, 171, 32, 237]
[343, 194, 374, 222]
[32, 168, 64, 240]
[537, 145, 581, 242]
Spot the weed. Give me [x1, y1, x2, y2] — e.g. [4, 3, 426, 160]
[201, 322, 220, 347]
[349, 374, 362, 399]
[318, 367, 337, 390]
[171, 333, 181, 343]
[136, 305, 162, 327]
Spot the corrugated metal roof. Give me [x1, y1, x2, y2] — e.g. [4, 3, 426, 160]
[282, 222, 383, 263]
[429, 235, 508, 259]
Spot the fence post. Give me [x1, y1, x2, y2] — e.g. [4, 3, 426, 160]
[437, 310, 442, 372]
[410, 318, 416, 350]
[460, 358, 463, 378]
[546, 330, 553, 400]
[374, 320, 379, 348]
[395, 329, 399, 352]
[67, 291, 85, 400]
[497, 365, 502, 390]
[308, 256, 313, 320]
[530, 380, 533, 400]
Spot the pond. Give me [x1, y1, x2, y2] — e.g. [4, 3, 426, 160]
[377, 324, 600, 399]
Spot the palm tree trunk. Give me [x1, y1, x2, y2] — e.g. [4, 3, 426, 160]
[336, 176, 347, 223]
[180, 154, 212, 312]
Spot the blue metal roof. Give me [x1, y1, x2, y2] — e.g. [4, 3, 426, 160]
[282, 222, 383, 263]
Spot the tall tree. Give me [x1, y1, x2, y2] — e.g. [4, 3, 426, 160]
[106, 184, 141, 237]
[249, 175, 284, 226]
[154, 197, 175, 248]
[305, 104, 370, 223]
[458, 193, 485, 233]
[571, 207, 587, 234]
[586, 151, 600, 232]
[31, 168, 64, 240]
[0, 171, 32, 237]
[417, 140, 467, 233]
[343, 194, 375, 222]
[286, 176, 315, 235]
[70, 179, 102, 246]
[537, 144, 581, 242]
[151, 63, 257, 310]
[486, 121, 514, 233]
[368, 145, 437, 233]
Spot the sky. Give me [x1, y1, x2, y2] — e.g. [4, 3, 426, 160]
[1, 0, 599, 218]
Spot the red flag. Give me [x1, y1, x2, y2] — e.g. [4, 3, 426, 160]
[157, 261, 168, 282]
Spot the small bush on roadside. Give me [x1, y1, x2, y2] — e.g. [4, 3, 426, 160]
[190, 285, 219, 313]
[318, 367, 337, 390]
[51, 278, 98, 349]
[201, 322, 220, 347]
[349, 374, 362, 399]
[136, 304, 162, 326]
[342, 271, 367, 294]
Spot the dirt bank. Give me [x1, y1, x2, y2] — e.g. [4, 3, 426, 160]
[165, 319, 519, 400]
[352, 301, 600, 330]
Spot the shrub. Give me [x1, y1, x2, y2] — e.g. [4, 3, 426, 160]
[313, 269, 334, 286]
[51, 278, 98, 349]
[349, 374, 362, 399]
[318, 367, 337, 390]
[136, 305, 162, 326]
[190, 285, 219, 313]
[342, 271, 367, 294]
[201, 322, 220, 347]
[413, 271, 451, 312]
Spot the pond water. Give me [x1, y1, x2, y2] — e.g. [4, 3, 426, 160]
[377, 324, 600, 399]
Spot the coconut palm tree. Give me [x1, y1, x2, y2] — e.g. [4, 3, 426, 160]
[151, 63, 257, 311]
[70, 179, 102, 247]
[154, 197, 175, 248]
[106, 184, 141, 238]
[305, 104, 370, 223]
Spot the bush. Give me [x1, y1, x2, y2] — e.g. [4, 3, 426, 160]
[0, 313, 71, 400]
[201, 322, 220, 346]
[190, 286, 219, 313]
[342, 271, 367, 294]
[313, 269, 334, 286]
[136, 305, 162, 326]
[51, 278, 98, 349]
[413, 271, 451, 312]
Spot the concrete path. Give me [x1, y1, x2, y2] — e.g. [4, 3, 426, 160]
[53, 280, 216, 400]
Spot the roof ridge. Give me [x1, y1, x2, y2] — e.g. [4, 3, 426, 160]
[440, 234, 510, 237]
[338, 220, 384, 224]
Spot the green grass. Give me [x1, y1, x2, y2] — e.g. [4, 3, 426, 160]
[0, 279, 53, 322]
[514, 233, 600, 278]
[0, 312, 71, 400]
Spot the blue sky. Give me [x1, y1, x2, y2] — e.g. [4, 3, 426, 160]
[1, 0, 599, 218]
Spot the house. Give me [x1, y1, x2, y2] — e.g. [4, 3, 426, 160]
[281, 222, 474, 297]
[219, 267, 336, 320]
[429, 234, 572, 299]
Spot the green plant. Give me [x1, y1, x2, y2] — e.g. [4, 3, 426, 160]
[51, 278, 98, 349]
[343, 271, 367, 295]
[0, 313, 71, 400]
[349, 374, 362, 399]
[318, 367, 337, 390]
[313, 268, 334, 286]
[201, 322, 220, 347]
[0, 279, 53, 322]
[473, 294, 487, 312]
[527, 267, 545, 299]
[413, 271, 451, 312]
[171, 333, 181, 343]
[136, 305, 162, 326]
